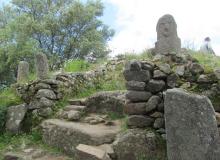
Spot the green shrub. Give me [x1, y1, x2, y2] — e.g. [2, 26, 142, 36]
[64, 59, 90, 72]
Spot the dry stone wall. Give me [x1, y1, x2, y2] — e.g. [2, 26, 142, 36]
[123, 53, 220, 138]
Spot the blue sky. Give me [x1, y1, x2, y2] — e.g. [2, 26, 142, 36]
[1, 0, 220, 55]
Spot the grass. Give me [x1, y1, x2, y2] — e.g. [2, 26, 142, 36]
[0, 131, 63, 158]
[0, 88, 22, 108]
[64, 59, 90, 72]
[190, 51, 220, 73]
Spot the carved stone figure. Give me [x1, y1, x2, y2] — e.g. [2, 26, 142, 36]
[155, 14, 181, 54]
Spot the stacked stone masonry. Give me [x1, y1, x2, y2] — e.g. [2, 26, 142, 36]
[123, 54, 220, 138]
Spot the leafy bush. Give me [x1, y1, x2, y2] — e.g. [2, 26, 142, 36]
[64, 59, 90, 72]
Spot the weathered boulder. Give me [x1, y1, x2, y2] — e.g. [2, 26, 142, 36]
[36, 89, 56, 100]
[85, 91, 125, 114]
[145, 80, 165, 93]
[6, 104, 27, 134]
[126, 91, 152, 102]
[113, 129, 166, 160]
[164, 88, 219, 160]
[127, 115, 153, 128]
[155, 14, 181, 54]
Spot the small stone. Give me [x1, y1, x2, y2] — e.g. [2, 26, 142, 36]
[214, 68, 220, 80]
[38, 107, 53, 117]
[125, 60, 142, 71]
[153, 118, 165, 129]
[124, 102, 146, 115]
[158, 63, 171, 74]
[36, 89, 56, 100]
[141, 61, 154, 71]
[125, 81, 146, 91]
[126, 91, 152, 102]
[75, 144, 111, 160]
[150, 112, 164, 118]
[153, 70, 167, 79]
[146, 96, 161, 113]
[127, 115, 154, 128]
[157, 102, 164, 112]
[175, 65, 185, 76]
[156, 128, 166, 134]
[145, 80, 165, 93]
[67, 110, 81, 121]
[189, 63, 204, 75]
[197, 74, 210, 83]
[167, 73, 179, 88]
[39, 97, 54, 108]
[34, 83, 51, 90]
[123, 70, 151, 82]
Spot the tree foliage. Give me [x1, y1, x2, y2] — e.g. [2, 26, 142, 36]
[0, 0, 114, 84]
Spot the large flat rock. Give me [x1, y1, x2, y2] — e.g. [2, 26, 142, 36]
[41, 119, 121, 156]
[164, 88, 219, 160]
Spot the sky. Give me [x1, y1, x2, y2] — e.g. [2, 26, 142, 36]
[1, 0, 220, 55]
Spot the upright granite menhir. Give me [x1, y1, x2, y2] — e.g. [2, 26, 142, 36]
[164, 88, 219, 160]
[17, 61, 29, 83]
[155, 14, 181, 54]
[35, 53, 49, 79]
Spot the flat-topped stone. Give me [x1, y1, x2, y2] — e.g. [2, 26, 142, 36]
[68, 99, 86, 106]
[41, 119, 121, 156]
[75, 144, 111, 160]
[64, 105, 87, 112]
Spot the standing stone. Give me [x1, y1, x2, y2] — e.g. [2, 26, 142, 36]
[6, 104, 27, 134]
[35, 53, 49, 79]
[155, 14, 181, 54]
[17, 61, 29, 83]
[164, 88, 219, 160]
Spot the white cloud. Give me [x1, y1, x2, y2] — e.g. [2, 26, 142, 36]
[106, 0, 220, 55]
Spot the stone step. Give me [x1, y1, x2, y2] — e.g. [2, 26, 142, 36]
[75, 144, 111, 160]
[41, 119, 121, 156]
[68, 99, 86, 106]
[63, 105, 87, 112]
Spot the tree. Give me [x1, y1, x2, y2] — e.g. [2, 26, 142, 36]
[12, 0, 114, 61]
[0, 0, 114, 85]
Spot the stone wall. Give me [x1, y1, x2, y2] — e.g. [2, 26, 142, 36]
[123, 53, 220, 138]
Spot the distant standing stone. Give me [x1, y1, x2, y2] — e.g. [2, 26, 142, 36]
[17, 61, 29, 83]
[164, 88, 219, 160]
[35, 53, 49, 79]
[155, 14, 181, 54]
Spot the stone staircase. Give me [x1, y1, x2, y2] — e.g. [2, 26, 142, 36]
[41, 97, 122, 160]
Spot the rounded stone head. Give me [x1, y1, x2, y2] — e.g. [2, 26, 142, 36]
[156, 14, 177, 39]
